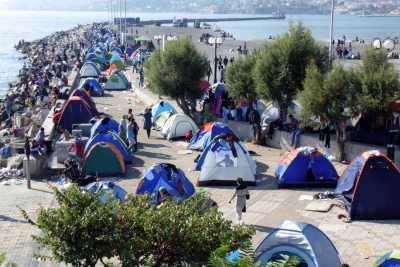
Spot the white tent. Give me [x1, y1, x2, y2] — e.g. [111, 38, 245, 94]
[256, 220, 342, 267]
[196, 137, 257, 186]
[154, 112, 173, 131]
[104, 73, 128, 90]
[79, 62, 100, 78]
[161, 114, 198, 140]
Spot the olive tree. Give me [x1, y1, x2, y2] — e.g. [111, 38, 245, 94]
[253, 23, 329, 121]
[299, 64, 360, 161]
[145, 37, 209, 120]
[357, 48, 399, 113]
[225, 53, 258, 101]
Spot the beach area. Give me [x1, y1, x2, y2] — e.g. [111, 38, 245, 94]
[0, 20, 400, 267]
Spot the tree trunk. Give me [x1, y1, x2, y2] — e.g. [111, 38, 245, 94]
[279, 101, 289, 123]
[176, 96, 199, 126]
[335, 121, 347, 162]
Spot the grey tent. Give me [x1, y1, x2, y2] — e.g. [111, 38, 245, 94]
[256, 221, 342, 267]
[115, 71, 130, 88]
[79, 62, 101, 78]
[104, 73, 128, 90]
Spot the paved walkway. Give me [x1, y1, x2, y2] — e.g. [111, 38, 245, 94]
[1, 82, 399, 267]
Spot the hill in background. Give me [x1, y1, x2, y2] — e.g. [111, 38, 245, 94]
[0, 0, 399, 15]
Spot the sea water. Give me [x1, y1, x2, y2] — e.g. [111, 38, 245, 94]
[1, 10, 400, 96]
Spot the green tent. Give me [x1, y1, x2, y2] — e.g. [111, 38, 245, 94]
[115, 72, 130, 87]
[83, 142, 126, 177]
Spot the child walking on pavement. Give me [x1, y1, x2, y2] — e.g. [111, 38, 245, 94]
[229, 178, 250, 225]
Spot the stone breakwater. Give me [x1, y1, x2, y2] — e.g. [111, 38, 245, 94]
[0, 23, 97, 180]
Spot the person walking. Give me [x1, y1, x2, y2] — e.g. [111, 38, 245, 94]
[223, 56, 229, 67]
[119, 115, 128, 145]
[143, 108, 152, 138]
[139, 67, 145, 88]
[206, 64, 212, 82]
[126, 118, 137, 153]
[229, 178, 249, 225]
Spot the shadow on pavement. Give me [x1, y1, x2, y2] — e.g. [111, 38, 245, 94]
[0, 215, 29, 224]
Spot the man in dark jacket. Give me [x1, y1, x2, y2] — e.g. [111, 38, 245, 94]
[249, 108, 261, 144]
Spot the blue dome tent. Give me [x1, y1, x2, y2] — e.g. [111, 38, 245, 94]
[85, 131, 131, 163]
[90, 117, 119, 136]
[84, 181, 127, 203]
[373, 250, 400, 267]
[111, 47, 123, 55]
[335, 150, 400, 220]
[136, 163, 195, 204]
[188, 122, 236, 151]
[151, 101, 176, 123]
[275, 147, 338, 188]
[126, 47, 134, 57]
[79, 78, 104, 96]
[85, 53, 97, 62]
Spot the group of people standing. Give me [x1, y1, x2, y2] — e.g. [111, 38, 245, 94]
[207, 55, 235, 83]
[118, 107, 153, 153]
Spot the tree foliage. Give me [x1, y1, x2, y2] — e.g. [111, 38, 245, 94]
[357, 48, 400, 113]
[225, 53, 258, 100]
[253, 23, 329, 120]
[299, 64, 360, 161]
[145, 37, 209, 119]
[22, 187, 255, 267]
[21, 186, 120, 267]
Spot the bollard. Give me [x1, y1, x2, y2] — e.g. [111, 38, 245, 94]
[25, 157, 31, 189]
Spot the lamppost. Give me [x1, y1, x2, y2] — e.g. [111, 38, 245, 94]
[208, 37, 223, 84]
[329, 0, 335, 64]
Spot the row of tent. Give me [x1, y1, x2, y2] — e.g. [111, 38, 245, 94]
[150, 102, 258, 186]
[79, 38, 131, 91]
[79, 62, 130, 91]
[275, 147, 400, 220]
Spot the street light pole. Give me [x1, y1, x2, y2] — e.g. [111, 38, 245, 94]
[329, 0, 335, 64]
[214, 40, 218, 84]
[124, 0, 127, 47]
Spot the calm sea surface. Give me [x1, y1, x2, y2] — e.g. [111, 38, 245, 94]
[2, 10, 400, 96]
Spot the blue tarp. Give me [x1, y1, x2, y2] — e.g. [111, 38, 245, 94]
[85, 131, 130, 162]
[136, 163, 195, 204]
[84, 181, 127, 203]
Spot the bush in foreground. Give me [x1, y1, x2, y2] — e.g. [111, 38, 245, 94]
[21, 186, 254, 267]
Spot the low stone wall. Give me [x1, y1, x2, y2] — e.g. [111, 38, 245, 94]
[265, 130, 400, 164]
